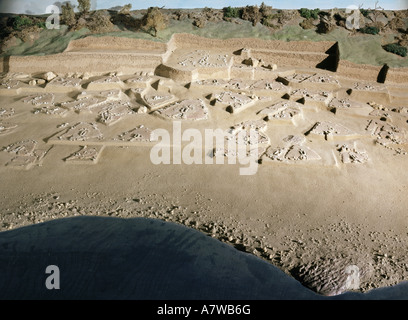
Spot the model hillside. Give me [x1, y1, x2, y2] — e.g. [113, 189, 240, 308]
[0, 2, 407, 60]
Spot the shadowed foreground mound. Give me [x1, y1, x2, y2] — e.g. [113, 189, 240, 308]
[0, 216, 407, 300]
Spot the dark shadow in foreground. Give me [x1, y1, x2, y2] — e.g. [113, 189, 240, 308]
[0, 216, 407, 300]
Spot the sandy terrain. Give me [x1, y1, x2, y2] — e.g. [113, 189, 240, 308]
[0, 34, 407, 298]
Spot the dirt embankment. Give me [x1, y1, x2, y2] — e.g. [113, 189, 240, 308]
[170, 33, 335, 52]
[64, 36, 168, 53]
[0, 33, 406, 83]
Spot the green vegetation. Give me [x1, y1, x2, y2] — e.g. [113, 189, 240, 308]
[299, 8, 320, 20]
[360, 8, 371, 17]
[37, 21, 46, 29]
[1, 25, 89, 56]
[12, 16, 33, 30]
[359, 26, 380, 35]
[223, 6, 241, 19]
[383, 43, 407, 57]
[2, 8, 408, 68]
[11, 16, 46, 31]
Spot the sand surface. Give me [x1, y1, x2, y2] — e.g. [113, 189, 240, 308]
[0, 35, 408, 298]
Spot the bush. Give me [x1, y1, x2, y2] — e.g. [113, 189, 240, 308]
[223, 6, 241, 18]
[202, 8, 223, 22]
[78, 0, 91, 14]
[142, 7, 167, 37]
[360, 26, 379, 34]
[119, 4, 132, 15]
[12, 16, 33, 30]
[317, 16, 335, 34]
[61, 2, 76, 27]
[87, 11, 115, 33]
[172, 10, 188, 21]
[193, 17, 206, 28]
[299, 8, 310, 19]
[299, 8, 320, 20]
[37, 21, 46, 29]
[202, 7, 212, 14]
[333, 13, 345, 22]
[261, 15, 275, 27]
[360, 9, 371, 17]
[387, 17, 405, 32]
[300, 18, 315, 29]
[259, 2, 273, 17]
[241, 5, 262, 26]
[383, 43, 407, 57]
[311, 9, 320, 19]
